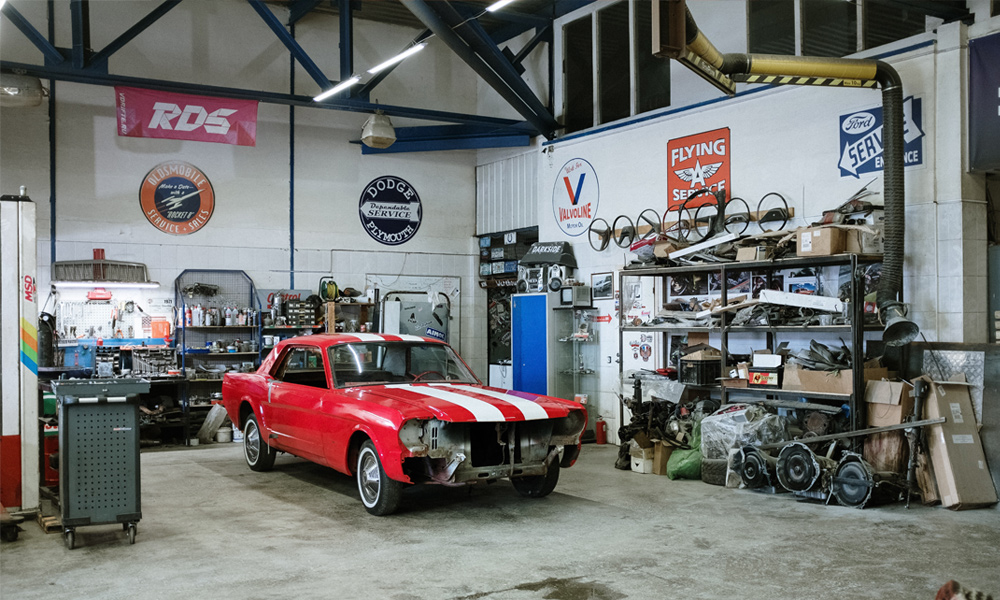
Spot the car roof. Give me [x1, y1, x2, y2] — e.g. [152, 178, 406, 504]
[276, 333, 447, 350]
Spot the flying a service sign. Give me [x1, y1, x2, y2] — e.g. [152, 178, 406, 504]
[552, 158, 599, 237]
[667, 127, 730, 209]
[838, 96, 924, 178]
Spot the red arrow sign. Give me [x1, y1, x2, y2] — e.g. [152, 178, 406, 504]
[594, 314, 613, 323]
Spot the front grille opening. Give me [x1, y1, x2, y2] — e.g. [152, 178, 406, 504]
[430, 425, 438, 451]
[469, 423, 520, 467]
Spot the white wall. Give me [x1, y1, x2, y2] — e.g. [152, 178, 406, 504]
[495, 17, 1000, 440]
[0, 0, 487, 374]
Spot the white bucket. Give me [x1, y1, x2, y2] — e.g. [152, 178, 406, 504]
[215, 427, 233, 443]
[188, 438, 199, 447]
[232, 425, 244, 443]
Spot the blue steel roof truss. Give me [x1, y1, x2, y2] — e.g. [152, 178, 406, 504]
[0, 0, 596, 152]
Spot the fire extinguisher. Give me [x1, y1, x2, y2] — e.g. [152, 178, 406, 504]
[595, 416, 607, 445]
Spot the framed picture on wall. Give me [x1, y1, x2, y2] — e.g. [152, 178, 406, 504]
[591, 272, 614, 300]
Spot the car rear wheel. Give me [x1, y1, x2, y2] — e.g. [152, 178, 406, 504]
[243, 413, 277, 472]
[357, 440, 402, 516]
[511, 459, 560, 498]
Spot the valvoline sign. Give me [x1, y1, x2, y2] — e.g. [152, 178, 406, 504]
[838, 96, 924, 178]
[552, 158, 599, 237]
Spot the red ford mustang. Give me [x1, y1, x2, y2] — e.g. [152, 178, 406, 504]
[221, 333, 587, 515]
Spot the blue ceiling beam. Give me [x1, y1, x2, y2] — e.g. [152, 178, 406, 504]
[89, 1, 182, 69]
[246, 0, 335, 92]
[70, 0, 91, 69]
[402, 0, 553, 138]
[358, 132, 530, 155]
[451, 1, 549, 28]
[0, 58, 531, 130]
[0, 2, 65, 65]
[338, 0, 352, 83]
[512, 25, 550, 67]
[288, 0, 323, 25]
[433, 1, 558, 133]
[355, 28, 432, 100]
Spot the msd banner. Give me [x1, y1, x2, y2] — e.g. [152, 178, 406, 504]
[970, 32, 1000, 172]
[115, 86, 257, 146]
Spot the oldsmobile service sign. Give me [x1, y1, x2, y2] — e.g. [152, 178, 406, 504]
[838, 96, 924, 178]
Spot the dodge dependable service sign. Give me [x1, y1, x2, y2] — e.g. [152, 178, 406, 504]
[116, 86, 258, 146]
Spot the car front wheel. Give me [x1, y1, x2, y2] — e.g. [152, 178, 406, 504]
[357, 440, 403, 516]
[243, 413, 277, 472]
[511, 459, 560, 498]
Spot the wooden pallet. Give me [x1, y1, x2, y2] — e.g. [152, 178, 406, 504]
[37, 514, 62, 534]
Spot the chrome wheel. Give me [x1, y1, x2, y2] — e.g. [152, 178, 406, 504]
[243, 413, 276, 472]
[358, 448, 381, 507]
[244, 419, 260, 465]
[356, 440, 402, 515]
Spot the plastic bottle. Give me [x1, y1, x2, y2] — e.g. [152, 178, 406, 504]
[225, 306, 234, 327]
[185, 305, 192, 326]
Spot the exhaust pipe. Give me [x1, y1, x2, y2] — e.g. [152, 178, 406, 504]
[681, 7, 918, 346]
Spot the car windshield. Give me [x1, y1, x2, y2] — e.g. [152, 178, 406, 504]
[328, 342, 478, 388]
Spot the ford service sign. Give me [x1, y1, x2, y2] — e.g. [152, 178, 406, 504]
[838, 96, 924, 178]
[359, 176, 422, 246]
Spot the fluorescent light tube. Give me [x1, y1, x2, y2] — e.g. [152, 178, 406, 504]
[366, 43, 427, 75]
[52, 281, 160, 289]
[314, 75, 360, 102]
[486, 0, 517, 12]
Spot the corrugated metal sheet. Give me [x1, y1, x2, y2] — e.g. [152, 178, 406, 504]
[476, 152, 538, 235]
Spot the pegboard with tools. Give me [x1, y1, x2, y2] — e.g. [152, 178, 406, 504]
[56, 298, 162, 340]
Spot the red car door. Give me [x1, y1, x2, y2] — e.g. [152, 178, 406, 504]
[266, 345, 330, 462]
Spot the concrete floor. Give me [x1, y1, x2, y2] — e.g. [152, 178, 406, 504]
[1, 443, 998, 600]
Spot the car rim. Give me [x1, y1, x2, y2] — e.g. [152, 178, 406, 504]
[359, 450, 380, 506]
[245, 420, 260, 464]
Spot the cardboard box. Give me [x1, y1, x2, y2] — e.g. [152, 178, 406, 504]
[923, 374, 998, 509]
[652, 442, 674, 475]
[752, 352, 783, 368]
[865, 380, 914, 426]
[748, 367, 782, 387]
[863, 430, 909, 473]
[783, 364, 888, 395]
[631, 431, 654, 449]
[736, 246, 772, 262]
[845, 228, 884, 255]
[630, 445, 655, 474]
[797, 227, 846, 257]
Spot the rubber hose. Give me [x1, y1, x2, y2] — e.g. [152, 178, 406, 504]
[877, 63, 905, 309]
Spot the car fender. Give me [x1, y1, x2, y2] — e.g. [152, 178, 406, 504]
[348, 422, 408, 483]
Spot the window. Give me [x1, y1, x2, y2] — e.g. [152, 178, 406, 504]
[274, 346, 328, 389]
[598, 2, 630, 124]
[564, 15, 593, 133]
[560, 1, 672, 135]
[635, 0, 670, 114]
[801, 0, 857, 57]
[863, 2, 925, 50]
[748, 0, 795, 55]
[329, 342, 477, 388]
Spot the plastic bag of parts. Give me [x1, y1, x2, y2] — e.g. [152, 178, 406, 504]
[621, 371, 685, 405]
[666, 421, 702, 480]
[700, 404, 789, 460]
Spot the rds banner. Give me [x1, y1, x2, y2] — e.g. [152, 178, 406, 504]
[667, 127, 730, 209]
[552, 158, 599, 237]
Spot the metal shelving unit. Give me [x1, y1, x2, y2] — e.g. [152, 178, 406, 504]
[174, 270, 261, 444]
[619, 253, 883, 434]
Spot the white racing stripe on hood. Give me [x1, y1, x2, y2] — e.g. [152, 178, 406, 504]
[444, 386, 550, 421]
[395, 384, 505, 422]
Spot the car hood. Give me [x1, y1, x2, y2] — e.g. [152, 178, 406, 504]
[351, 383, 579, 423]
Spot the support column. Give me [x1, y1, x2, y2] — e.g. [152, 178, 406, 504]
[934, 21, 988, 342]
